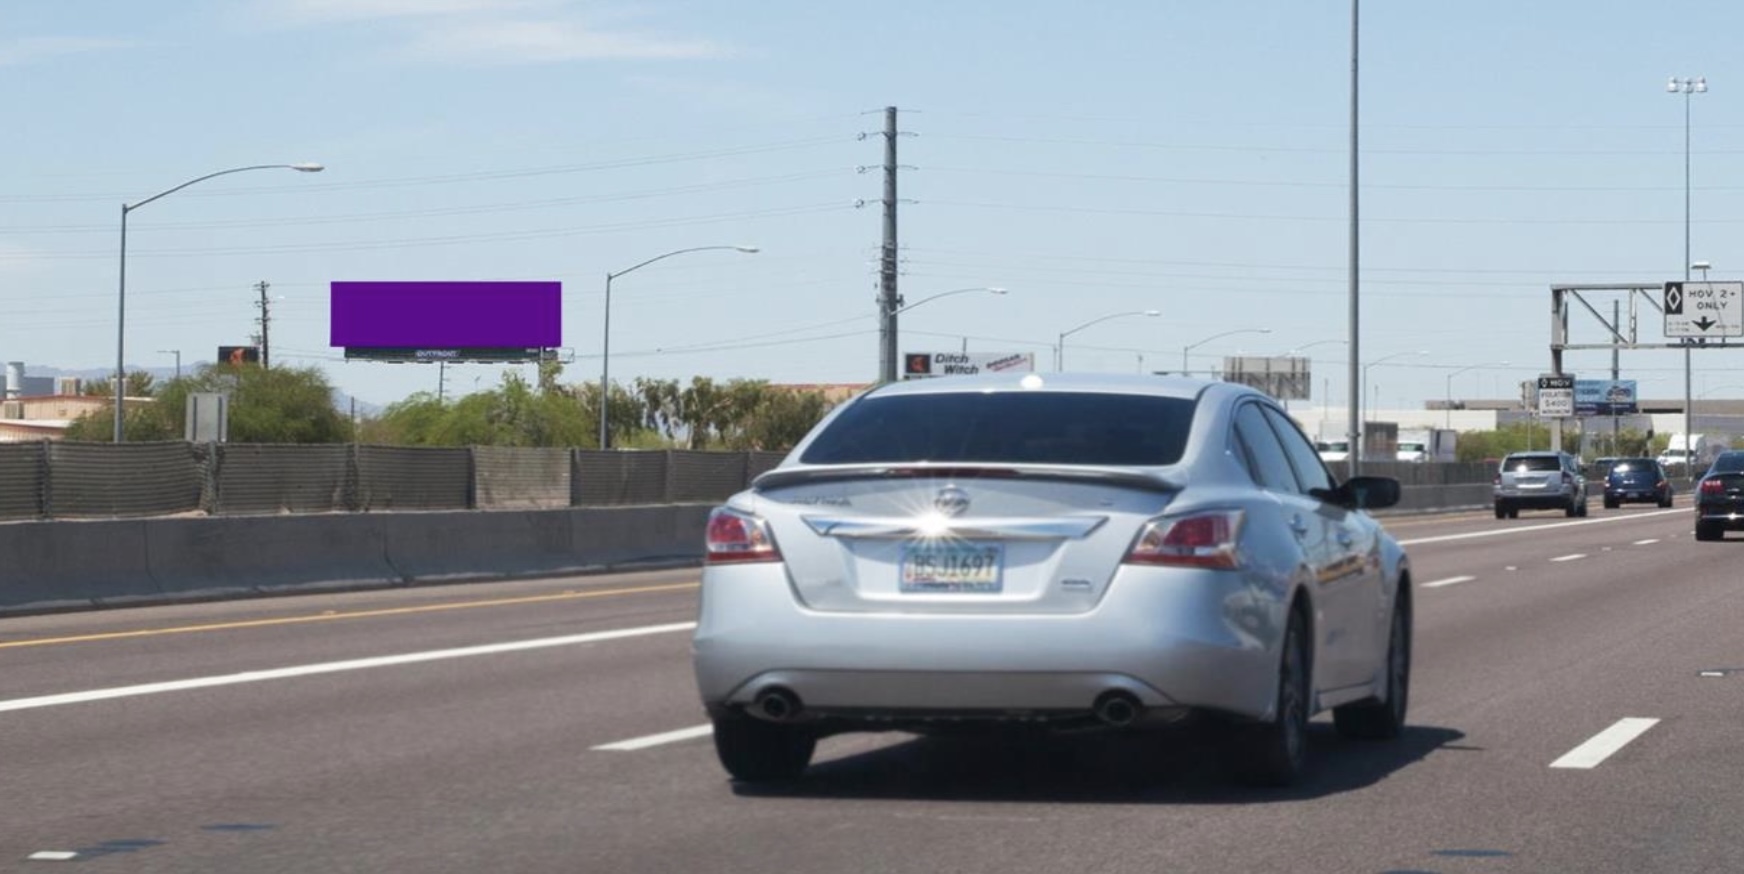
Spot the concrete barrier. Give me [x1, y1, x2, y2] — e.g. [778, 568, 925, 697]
[0, 504, 714, 616]
[0, 519, 158, 612]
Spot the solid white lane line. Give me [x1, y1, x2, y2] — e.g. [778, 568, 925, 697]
[1399, 509, 1682, 546]
[594, 724, 714, 751]
[1634, 538, 1660, 545]
[1550, 718, 1661, 769]
[0, 622, 697, 715]
[27, 851, 79, 861]
[1550, 553, 1587, 563]
[1423, 576, 1476, 589]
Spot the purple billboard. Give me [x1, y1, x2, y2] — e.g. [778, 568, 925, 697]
[330, 281, 562, 356]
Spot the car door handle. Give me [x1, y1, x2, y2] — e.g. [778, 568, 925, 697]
[1335, 531, 1354, 548]
[1289, 516, 1310, 537]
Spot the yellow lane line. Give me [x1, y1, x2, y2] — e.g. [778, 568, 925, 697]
[0, 582, 701, 650]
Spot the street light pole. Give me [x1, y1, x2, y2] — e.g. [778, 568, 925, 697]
[1357, 350, 1426, 459]
[598, 245, 758, 449]
[157, 350, 181, 380]
[1056, 309, 1160, 371]
[1444, 360, 1507, 430]
[1670, 75, 1706, 474]
[1181, 327, 1272, 377]
[114, 163, 323, 442]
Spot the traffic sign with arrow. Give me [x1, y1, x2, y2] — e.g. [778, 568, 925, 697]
[1665, 281, 1744, 338]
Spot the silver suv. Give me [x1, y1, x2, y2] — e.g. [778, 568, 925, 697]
[1493, 451, 1588, 519]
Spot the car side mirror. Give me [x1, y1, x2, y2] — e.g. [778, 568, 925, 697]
[1317, 475, 1401, 510]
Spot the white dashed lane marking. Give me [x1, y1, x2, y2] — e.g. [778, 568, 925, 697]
[1550, 553, 1587, 563]
[1634, 539, 1660, 545]
[1423, 576, 1476, 589]
[593, 724, 714, 751]
[1550, 718, 1661, 769]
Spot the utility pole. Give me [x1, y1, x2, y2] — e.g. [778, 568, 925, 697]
[877, 106, 901, 384]
[253, 280, 272, 369]
[1612, 299, 1621, 455]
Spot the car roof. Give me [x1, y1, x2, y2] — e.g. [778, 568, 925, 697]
[858, 372, 1258, 403]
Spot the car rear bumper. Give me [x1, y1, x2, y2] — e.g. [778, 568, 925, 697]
[1696, 505, 1744, 527]
[692, 563, 1289, 722]
[1494, 490, 1574, 509]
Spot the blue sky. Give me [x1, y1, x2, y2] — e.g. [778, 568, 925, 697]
[7, 0, 1744, 411]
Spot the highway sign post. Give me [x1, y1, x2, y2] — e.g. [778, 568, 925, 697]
[1663, 281, 1744, 338]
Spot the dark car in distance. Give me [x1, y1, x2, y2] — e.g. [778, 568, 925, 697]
[1694, 451, 1744, 541]
[1602, 458, 1673, 509]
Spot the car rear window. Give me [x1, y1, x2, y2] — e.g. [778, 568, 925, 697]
[1609, 459, 1656, 475]
[799, 392, 1195, 466]
[1710, 453, 1744, 473]
[1503, 456, 1561, 472]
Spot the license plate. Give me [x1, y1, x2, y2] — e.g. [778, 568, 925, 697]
[900, 543, 1003, 593]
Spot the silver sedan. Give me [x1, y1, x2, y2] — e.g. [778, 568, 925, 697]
[692, 373, 1412, 786]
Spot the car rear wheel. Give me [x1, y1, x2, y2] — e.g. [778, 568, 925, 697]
[711, 715, 816, 782]
[1696, 521, 1723, 542]
[1493, 502, 1507, 520]
[1334, 593, 1411, 741]
[1228, 607, 1310, 787]
[1604, 497, 1619, 509]
[1660, 495, 1674, 508]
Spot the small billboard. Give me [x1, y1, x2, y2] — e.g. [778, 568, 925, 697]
[1574, 379, 1638, 416]
[217, 345, 260, 366]
[331, 281, 561, 362]
[902, 352, 1035, 379]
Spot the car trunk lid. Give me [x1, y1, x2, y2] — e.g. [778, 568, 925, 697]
[751, 464, 1180, 615]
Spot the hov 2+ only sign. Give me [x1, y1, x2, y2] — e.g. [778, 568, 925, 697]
[1664, 281, 1744, 338]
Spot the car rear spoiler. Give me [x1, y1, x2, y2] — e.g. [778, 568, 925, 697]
[753, 463, 1182, 494]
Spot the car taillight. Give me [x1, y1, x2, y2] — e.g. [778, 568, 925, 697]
[1125, 510, 1244, 570]
[1492, 474, 1501, 485]
[705, 507, 780, 563]
[1701, 479, 1725, 496]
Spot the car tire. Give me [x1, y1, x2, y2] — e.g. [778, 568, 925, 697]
[711, 715, 816, 782]
[1576, 498, 1589, 518]
[1507, 508, 1519, 519]
[1228, 606, 1310, 787]
[1493, 503, 1507, 520]
[1333, 591, 1411, 741]
[1604, 497, 1619, 510]
[1564, 499, 1578, 518]
[1695, 521, 1723, 542]
[1660, 496, 1674, 508]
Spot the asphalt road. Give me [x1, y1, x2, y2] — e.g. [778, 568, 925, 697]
[2, 500, 1740, 873]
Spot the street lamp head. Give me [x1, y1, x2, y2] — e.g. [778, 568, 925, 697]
[1142, 309, 1161, 317]
[987, 287, 1008, 295]
[290, 163, 325, 173]
[1668, 77, 1681, 93]
[734, 245, 760, 253]
[1696, 77, 1708, 93]
[1693, 260, 1712, 271]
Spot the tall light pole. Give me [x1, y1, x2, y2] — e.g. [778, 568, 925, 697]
[114, 162, 324, 442]
[599, 245, 758, 449]
[157, 349, 181, 380]
[1056, 309, 1160, 371]
[1181, 327, 1272, 377]
[1670, 75, 1706, 474]
[1444, 360, 1508, 430]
